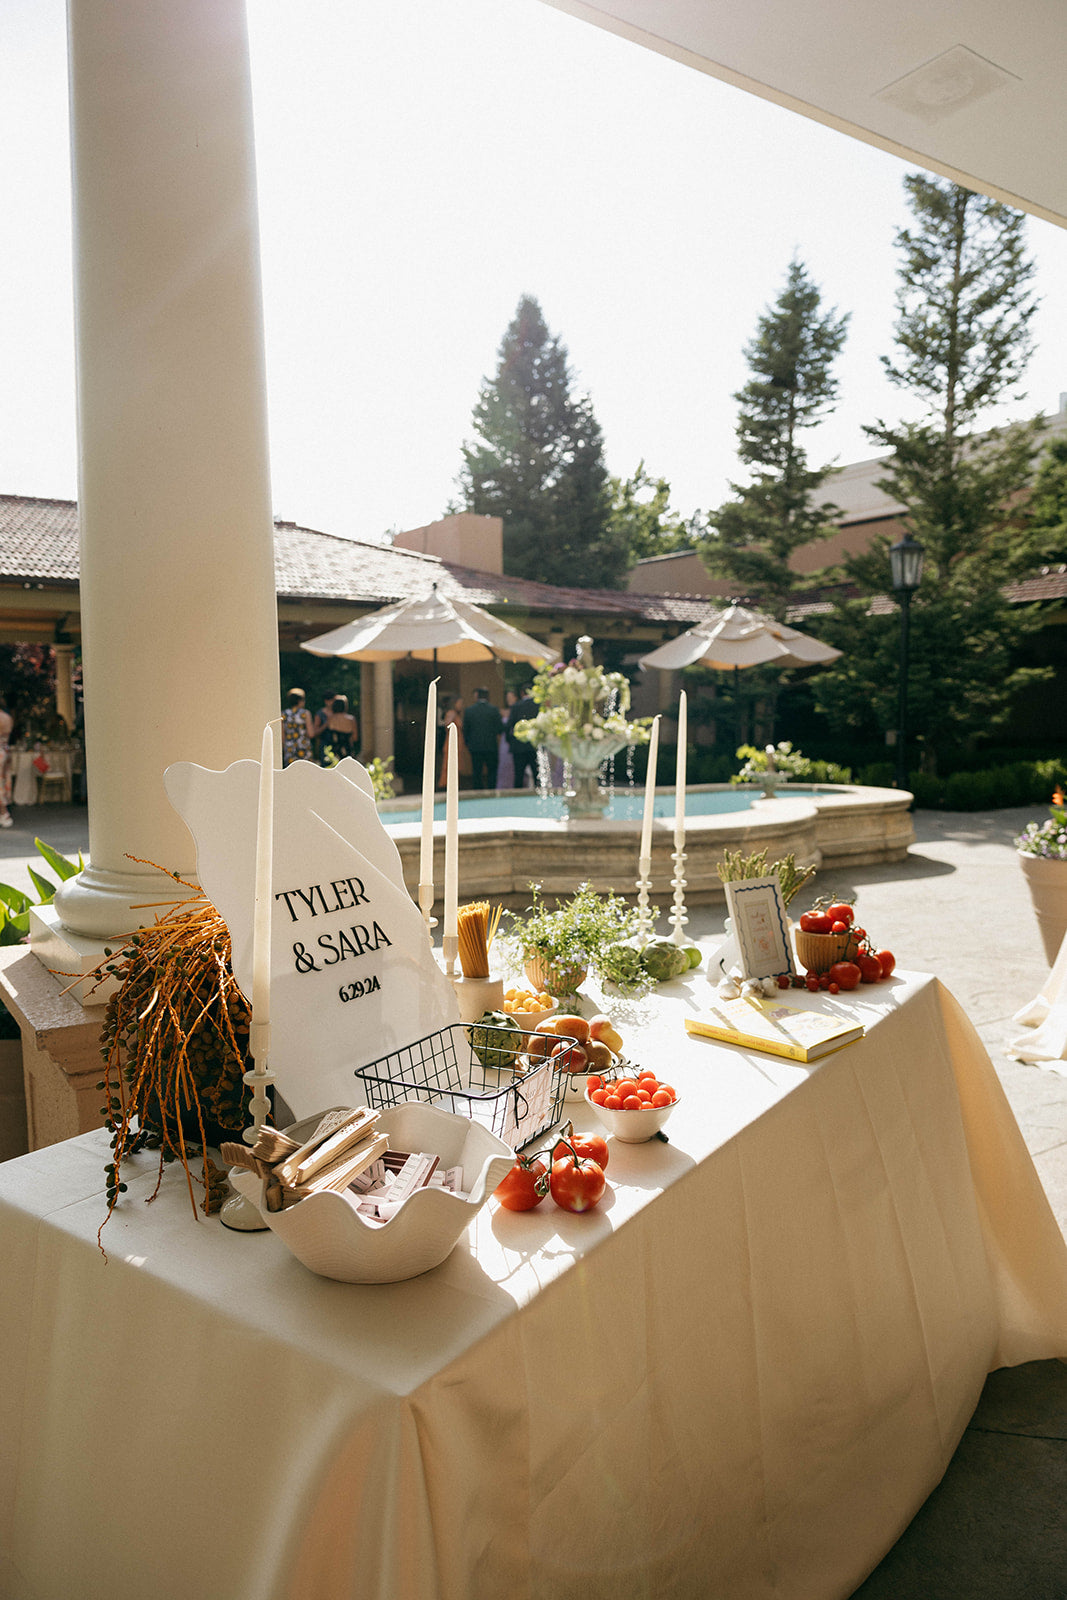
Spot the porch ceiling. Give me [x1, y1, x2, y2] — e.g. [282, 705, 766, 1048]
[539, 0, 1067, 228]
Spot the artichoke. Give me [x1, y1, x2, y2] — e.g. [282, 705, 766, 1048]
[641, 939, 690, 983]
[467, 1010, 523, 1070]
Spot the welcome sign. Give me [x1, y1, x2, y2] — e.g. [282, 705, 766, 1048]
[164, 757, 459, 1117]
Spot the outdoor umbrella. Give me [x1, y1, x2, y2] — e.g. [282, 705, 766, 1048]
[301, 583, 556, 665]
[638, 603, 841, 673]
[638, 602, 842, 747]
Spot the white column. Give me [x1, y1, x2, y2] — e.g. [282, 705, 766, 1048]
[51, 0, 278, 942]
[372, 663, 395, 762]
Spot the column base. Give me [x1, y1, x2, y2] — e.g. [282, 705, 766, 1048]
[0, 945, 109, 1151]
[30, 904, 125, 1006]
[53, 861, 193, 942]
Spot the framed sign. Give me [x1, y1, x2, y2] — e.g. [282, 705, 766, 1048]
[722, 875, 794, 981]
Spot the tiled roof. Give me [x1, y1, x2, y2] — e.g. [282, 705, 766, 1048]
[0, 495, 710, 624]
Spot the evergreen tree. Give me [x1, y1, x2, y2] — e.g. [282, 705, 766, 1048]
[607, 462, 702, 564]
[700, 259, 849, 620]
[814, 176, 1050, 767]
[1025, 434, 1067, 569]
[456, 296, 626, 588]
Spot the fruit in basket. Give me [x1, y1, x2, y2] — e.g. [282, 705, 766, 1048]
[641, 939, 690, 983]
[493, 1152, 549, 1211]
[550, 1041, 590, 1074]
[583, 1040, 615, 1073]
[587, 1014, 624, 1053]
[553, 1014, 590, 1043]
[502, 987, 555, 1017]
[467, 1010, 523, 1069]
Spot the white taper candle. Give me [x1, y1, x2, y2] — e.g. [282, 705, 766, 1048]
[674, 691, 687, 849]
[420, 677, 438, 888]
[639, 714, 661, 861]
[444, 723, 459, 941]
[251, 722, 274, 1046]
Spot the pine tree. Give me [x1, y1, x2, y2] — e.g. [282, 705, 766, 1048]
[456, 296, 625, 588]
[813, 176, 1050, 768]
[701, 259, 849, 620]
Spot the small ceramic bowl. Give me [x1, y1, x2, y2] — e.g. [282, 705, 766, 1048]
[584, 1085, 679, 1143]
[505, 996, 559, 1033]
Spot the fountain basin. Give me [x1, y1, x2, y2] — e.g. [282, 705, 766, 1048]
[381, 783, 914, 909]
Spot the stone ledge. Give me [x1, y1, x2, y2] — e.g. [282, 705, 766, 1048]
[0, 946, 108, 1151]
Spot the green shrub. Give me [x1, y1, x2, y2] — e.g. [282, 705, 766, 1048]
[905, 758, 1065, 810]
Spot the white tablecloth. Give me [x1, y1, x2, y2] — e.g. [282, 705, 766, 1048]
[2, 968, 1066, 1600]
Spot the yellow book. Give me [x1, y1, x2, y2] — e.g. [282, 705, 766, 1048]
[685, 994, 865, 1063]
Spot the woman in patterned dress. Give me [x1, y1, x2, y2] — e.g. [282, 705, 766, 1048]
[280, 688, 315, 767]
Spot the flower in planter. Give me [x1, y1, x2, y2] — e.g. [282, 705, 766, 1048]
[1016, 800, 1067, 860]
[513, 638, 650, 764]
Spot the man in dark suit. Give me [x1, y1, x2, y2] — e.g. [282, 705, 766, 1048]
[462, 687, 504, 791]
[506, 685, 538, 789]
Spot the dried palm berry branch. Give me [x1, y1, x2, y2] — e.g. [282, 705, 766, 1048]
[87, 859, 254, 1251]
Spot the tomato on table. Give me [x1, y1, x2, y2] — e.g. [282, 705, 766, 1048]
[493, 1153, 548, 1211]
[552, 1129, 609, 1172]
[549, 1149, 607, 1212]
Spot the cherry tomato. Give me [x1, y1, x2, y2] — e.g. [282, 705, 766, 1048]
[553, 1130, 609, 1172]
[805, 974, 821, 992]
[605, 1094, 623, 1110]
[777, 974, 791, 989]
[851, 927, 867, 942]
[828, 960, 862, 991]
[493, 1154, 548, 1211]
[831, 920, 848, 934]
[549, 1152, 606, 1212]
[826, 902, 854, 926]
[650, 1089, 671, 1107]
[657, 1085, 677, 1102]
[828, 981, 839, 994]
[876, 949, 896, 978]
[857, 952, 883, 983]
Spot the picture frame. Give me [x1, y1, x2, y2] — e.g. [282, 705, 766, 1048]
[722, 874, 794, 980]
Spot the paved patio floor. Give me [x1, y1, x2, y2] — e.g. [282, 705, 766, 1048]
[2, 800, 1065, 1596]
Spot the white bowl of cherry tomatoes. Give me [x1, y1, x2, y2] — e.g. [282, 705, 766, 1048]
[584, 1070, 678, 1143]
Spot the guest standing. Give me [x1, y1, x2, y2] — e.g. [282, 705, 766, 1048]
[0, 699, 12, 826]
[281, 688, 316, 767]
[506, 684, 539, 789]
[313, 689, 338, 761]
[438, 695, 471, 788]
[463, 687, 504, 792]
[496, 690, 517, 789]
[320, 695, 359, 765]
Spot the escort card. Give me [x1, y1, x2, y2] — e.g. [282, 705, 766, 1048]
[164, 756, 459, 1117]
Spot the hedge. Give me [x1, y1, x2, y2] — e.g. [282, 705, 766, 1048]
[856, 758, 1065, 811]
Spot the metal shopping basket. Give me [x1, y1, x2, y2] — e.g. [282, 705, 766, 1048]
[354, 1022, 571, 1150]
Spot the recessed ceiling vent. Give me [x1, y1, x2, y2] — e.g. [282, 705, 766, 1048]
[876, 45, 1018, 124]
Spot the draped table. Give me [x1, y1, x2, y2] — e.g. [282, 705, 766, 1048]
[9, 747, 77, 805]
[2, 965, 1066, 1600]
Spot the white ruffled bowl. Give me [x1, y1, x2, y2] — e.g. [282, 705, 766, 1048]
[228, 1102, 514, 1283]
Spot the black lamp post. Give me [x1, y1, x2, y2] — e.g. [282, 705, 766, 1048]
[889, 532, 924, 791]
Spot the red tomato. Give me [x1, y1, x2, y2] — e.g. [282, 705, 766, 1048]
[830, 920, 848, 934]
[493, 1155, 548, 1211]
[605, 1095, 622, 1110]
[590, 1089, 609, 1106]
[876, 949, 896, 978]
[799, 912, 833, 934]
[553, 1130, 609, 1172]
[828, 960, 862, 991]
[857, 952, 883, 983]
[549, 1153, 606, 1212]
[826, 902, 854, 926]
[657, 1084, 677, 1102]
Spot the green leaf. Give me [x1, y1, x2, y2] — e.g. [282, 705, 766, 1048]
[0, 882, 31, 916]
[0, 911, 30, 944]
[34, 838, 80, 882]
[27, 868, 57, 905]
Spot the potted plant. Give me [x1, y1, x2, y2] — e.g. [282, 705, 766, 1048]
[506, 882, 647, 996]
[1016, 792, 1067, 964]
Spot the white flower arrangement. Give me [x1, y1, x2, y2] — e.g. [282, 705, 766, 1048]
[513, 637, 650, 766]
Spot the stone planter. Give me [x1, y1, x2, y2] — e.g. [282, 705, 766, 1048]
[1018, 851, 1067, 965]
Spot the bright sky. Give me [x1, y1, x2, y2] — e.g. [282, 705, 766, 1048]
[4, 0, 1067, 545]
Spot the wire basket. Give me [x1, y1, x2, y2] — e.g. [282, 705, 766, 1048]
[354, 1022, 571, 1151]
